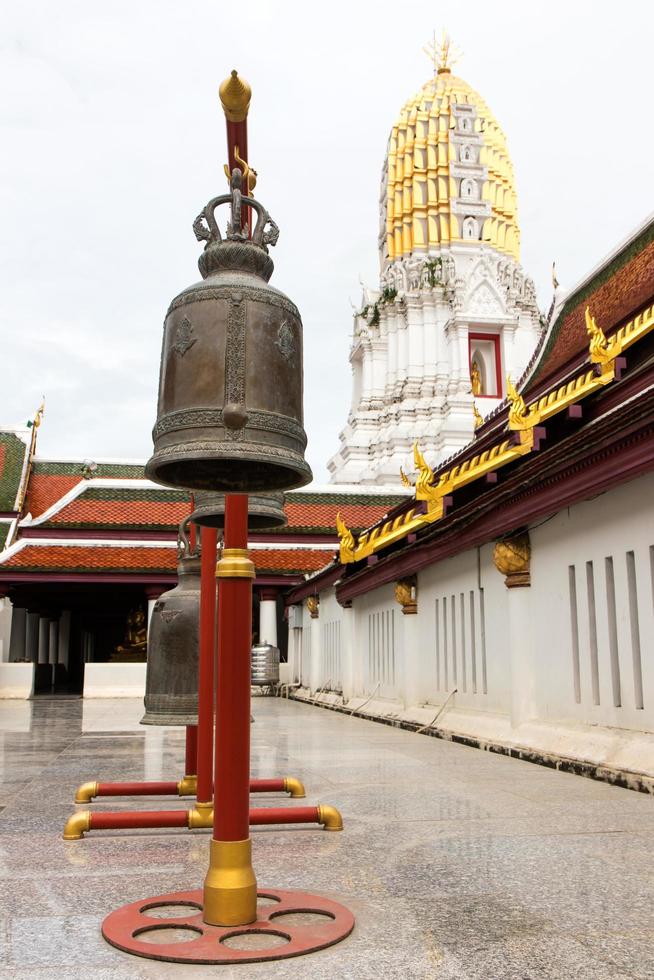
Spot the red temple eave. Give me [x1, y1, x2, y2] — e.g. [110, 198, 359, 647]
[333, 387, 654, 606]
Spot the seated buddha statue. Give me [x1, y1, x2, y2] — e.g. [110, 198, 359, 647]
[113, 607, 148, 661]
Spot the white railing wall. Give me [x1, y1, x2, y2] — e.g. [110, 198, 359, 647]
[530, 474, 654, 733]
[290, 471, 654, 739]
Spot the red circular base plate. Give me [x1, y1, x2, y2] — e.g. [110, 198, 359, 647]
[101, 888, 355, 964]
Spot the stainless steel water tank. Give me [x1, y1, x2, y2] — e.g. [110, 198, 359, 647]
[251, 643, 280, 686]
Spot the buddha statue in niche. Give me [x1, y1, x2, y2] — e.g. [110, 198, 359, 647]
[470, 358, 483, 396]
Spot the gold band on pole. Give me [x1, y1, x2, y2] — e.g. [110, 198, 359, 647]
[216, 548, 255, 579]
[203, 838, 257, 925]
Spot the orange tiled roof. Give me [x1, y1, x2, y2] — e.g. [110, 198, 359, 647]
[528, 232, 654, 392]
[4, 545, 177, 572]
[2, 543, 332, 576]
[26, 475, 83, 518]
[47, 498, 190, 528]
[252, 549, 334, 574]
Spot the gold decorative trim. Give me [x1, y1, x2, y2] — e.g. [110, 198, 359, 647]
[306, 595, 320, 619]
[395, 576, 418, 615]
[493, 532, 531, 588]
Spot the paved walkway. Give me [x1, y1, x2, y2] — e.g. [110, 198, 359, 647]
[1, 696, 653, 979]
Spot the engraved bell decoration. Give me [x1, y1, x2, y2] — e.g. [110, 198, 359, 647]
[145, 170, 312, 493]
[141, 519, 201, 726]
[190, 491, 287, 530]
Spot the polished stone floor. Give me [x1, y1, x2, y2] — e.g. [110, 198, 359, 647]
[1, 696, 654, 979]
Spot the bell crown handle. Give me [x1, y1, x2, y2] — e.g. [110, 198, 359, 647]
[192, 168, 279, 251]
[177, 517, 199, 558]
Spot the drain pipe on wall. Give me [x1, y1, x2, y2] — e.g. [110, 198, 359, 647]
[416, 688, 458, 734]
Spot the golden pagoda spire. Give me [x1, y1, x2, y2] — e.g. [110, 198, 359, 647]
[423, 30, 462, 76]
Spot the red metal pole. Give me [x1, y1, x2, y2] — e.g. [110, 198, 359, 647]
[197, 526, 218, 805]
[214, 495, 251, 841]
[203, 494, 256, 925]
[185, 725, 198, 776]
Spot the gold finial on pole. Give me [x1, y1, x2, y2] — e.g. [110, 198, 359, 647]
[423, 30, 462, 76]
[219, 69, 251, 122]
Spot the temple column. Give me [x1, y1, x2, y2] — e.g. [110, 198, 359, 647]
[405, 296, 424, 400]
[307, 597, 321, 693]
[145, 586, 163, 633]
[386, 307, 398, 400]
[340, 602, 355, 703]
[456, 322, 471, 392]
[287, 605, 302, 684]
[395, 311, 408, 400]
[48, 619, 58, 666]
[8, 606, 26, 663]
[25, 612, 39, 663]
[421, 295, 438, 401]
[37, 617, 49, 665]
[258, 588, 278, 647]
[359, 338, 372, 410]
[493, 534, 534, 728]
[58, 611, 71, 668]
[370, 339, 386, 410]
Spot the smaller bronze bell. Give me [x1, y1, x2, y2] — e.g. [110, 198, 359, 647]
[141, 519, 200, 726]
[190, 491, 287, 530]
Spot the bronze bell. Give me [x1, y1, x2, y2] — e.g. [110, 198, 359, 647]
[141, 519, 200, 726]
[190, 491, 287, 530]
[145, 169, 312, 494]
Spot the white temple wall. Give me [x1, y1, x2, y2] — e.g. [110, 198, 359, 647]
[0, 598, 12, 663]
[295, 472, 654, 766]
[529, 474, 654, 734]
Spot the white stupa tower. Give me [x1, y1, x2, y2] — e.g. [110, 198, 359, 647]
[329, 35, 542, 485]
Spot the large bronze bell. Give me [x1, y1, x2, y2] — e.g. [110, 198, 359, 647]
[190, 491, 287, 530]
[145, 170, 312, 494]
[141, 519, 200, 726]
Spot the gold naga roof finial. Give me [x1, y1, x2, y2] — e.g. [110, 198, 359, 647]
[473, 402, 483, 430]
[28, 397, 45, 430]
[399, 466, 413, 488]
[413, 442, 435, 498]
[335, 512, 356, 563]
[585, 305, 614, 365]
[423, 29, 462, 77]
[506, 376, 528, 427]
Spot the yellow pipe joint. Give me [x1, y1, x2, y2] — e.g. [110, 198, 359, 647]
[187, 804, 213, 830]
[177, 774, 198, 797]
[318, 804, 344, 831]
[63, 810, 91, 841]
[74, 781, 98, 804]
[283, 776, 306, 799]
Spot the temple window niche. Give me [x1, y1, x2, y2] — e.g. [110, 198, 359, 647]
[469, 332, 502, 398]
[462, 216, 479, 239]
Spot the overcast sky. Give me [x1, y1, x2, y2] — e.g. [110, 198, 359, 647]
[2, 0, 653, 483]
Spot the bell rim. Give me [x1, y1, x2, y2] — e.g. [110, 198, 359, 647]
[145, 446, 313, 495]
